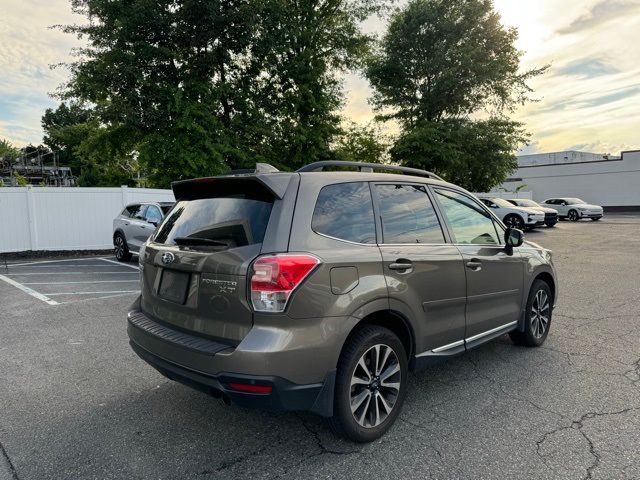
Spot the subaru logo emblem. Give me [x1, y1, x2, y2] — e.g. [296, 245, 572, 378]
[161, 252, 175, 265]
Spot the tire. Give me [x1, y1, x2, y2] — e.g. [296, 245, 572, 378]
[568, 209, 579, 222]
[545, 223, 556, 228]
[329, 325, 408, 443]
[504, 214, 525, 230]
[510, 279, 553, 347]
[114, 233, 132, 262]
[591, 218, 600, 221]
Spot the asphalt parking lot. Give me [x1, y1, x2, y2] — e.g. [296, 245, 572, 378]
[1, 215, 639, 480]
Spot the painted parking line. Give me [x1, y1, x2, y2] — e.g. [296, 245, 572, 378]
[3, 271, 138, 276]
[22, 280, 139, 285]
[47, 290, 140, 296]
[0, 274, 59, 306]
[99, 257, 140, 270]
[6, 264, 127, 269]
[4, 257, 111, 267]
[0, 257, 140, 306]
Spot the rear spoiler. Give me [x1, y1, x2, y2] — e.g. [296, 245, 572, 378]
[171, 173, 294, 201]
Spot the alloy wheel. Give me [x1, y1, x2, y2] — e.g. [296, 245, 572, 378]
[530, 289, 550, 338]
[505, 215, 524, 230]
[115, 236, 125, 259]
[350, 344, 401, 428]
[569, 210, 579, 221]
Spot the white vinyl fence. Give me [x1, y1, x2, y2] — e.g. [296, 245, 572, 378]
[0, 186, 174, 253]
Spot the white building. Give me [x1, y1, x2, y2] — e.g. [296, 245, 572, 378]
[499, 150, 640, 210]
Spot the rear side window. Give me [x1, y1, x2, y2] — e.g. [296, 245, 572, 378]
[312, 182, 376, 244]
[154, 195, 273, 247]
[375, 184, 444, 244]
[122, 205, 140, 217]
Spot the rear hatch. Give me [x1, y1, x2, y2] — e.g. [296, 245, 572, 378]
[139, 177, 279, 345]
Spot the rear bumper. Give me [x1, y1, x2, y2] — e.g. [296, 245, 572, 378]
[129, 339, 335, 415]
[126, 302, 343, 416]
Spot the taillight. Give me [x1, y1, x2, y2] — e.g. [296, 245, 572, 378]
[250, 254, 320, 312]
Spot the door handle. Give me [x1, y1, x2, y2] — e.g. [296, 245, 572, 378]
[389, 261, 413, 271]
[466, 259, 482, 271]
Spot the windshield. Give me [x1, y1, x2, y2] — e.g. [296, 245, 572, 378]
[512, 199, 539, 208]
[565, 198, 586, 205]
[154, 196, 273, 247]
[490, 198, 515, 208]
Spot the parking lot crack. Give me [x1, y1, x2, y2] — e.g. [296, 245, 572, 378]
[295, 414, 361, 456]
[623, 357, 640, 386]
[536, 408, 639, 480]
[0, 438, 19, 480]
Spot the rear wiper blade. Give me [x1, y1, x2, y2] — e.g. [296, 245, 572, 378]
[173, 237, 228, 246]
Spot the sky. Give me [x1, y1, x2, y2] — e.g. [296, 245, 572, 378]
[1, 0, 639, 155]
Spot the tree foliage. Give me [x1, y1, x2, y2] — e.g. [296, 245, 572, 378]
[367, 0, 545, 191]
[57, 0, 388, 186]
[0, 138, 20, 162]
[368, 0, 546, 125]
[334, 122, 389, 164]
[390, 118, 527, 191]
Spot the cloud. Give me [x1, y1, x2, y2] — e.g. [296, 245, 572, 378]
[555, 58, 619, 78]
[0, 0, 83, 146]
[557, 0, 640, 34]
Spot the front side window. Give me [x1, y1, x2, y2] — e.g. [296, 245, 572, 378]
[132, 205, 147, 220]
[312, 182, 376, 244]
[375, 184, 444, 244]
[435, 189, 501, 245]
[145, 206, 162, 224]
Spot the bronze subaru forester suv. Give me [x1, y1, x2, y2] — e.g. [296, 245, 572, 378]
[127, 161, 557, 442]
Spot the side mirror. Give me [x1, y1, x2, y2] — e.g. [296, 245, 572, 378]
[504, 228, 524, 255]
[148, 220, 158, 227]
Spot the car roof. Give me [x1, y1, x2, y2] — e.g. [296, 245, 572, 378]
[125, 201, 174, 207]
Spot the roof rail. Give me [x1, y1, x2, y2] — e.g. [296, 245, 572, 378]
[296, 161, 444, 181]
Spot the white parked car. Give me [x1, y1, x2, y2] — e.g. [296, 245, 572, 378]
[479, 197, 545, 230]
[540, 198, 604, 222]
[506, 199, 559, 227]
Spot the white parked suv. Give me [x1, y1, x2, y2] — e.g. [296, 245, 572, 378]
[540, 198, 604, 222]
[479, 197, 545, 230]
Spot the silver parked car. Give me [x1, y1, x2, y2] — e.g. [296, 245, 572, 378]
[540, 198, 604, 221]
[113, 202, 174, 261]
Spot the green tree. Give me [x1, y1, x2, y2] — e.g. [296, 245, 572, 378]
[390, 118, 527, 192]
[41, 102, 93, 175]
[58, 0, 388, 186]
[0, 138, 20, 162]
[333, 122, 389, 164]
[367, 0, 546, 190]
[249, 0, 385, 170]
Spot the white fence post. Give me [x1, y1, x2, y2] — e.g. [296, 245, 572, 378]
[25, 186, 38, 250]
[121, 185, 129, 208]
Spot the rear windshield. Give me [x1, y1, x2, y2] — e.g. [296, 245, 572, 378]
[154, 196, 273, 247]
